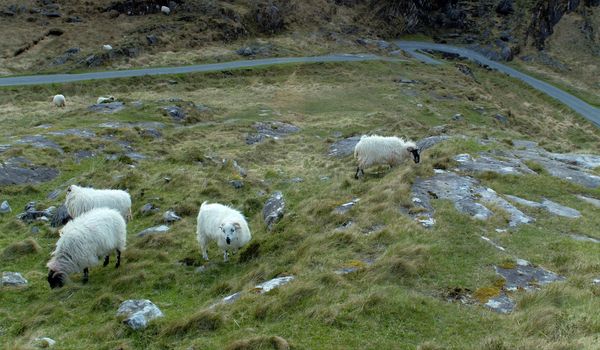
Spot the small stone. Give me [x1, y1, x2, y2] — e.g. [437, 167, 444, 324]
[88, 102, 125, 114]
[162, 106, 186, 121]
[494, 114, 508, 124]
[137, 225, 170, 237]
[289, 177, 303, 183]
[141, 203, 159, 215]
[163, 211, 181, 223]
[1, 272, 28, 286]
[0, 200, 11, 213]
[254, 276, 295, 293]
[334, 198, 360, 215]
[451, 113, 464, 121]
[146, 34, 158, 45]
[31, 227, 40, 234]
[116, 300, 164, 330]
[229, 180, 244, 189]
[34, 337, 56, 348]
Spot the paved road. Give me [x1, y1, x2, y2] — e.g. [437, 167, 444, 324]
[0, 54, 387, 87]
[395, 41, 600, 126]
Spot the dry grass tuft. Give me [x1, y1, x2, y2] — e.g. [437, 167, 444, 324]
[1, 237, 41, 260]
[162, 310, 223, 336]
[226, 335, 290, 350]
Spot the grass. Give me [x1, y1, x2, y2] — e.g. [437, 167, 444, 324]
[1, 57, 600, 349]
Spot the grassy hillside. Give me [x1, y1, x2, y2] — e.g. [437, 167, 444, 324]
[1, 57, 600, 349]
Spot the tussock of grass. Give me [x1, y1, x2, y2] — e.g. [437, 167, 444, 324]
[162, 310, 223, 336]
[1, 237, 41, 260]
[226, 335, 290, 350]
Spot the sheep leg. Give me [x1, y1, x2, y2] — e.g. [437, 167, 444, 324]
[223, 250, 229, 262]
[103, 255, 110, 267]
[199, 235, 209, 260]
[83, 268, 89, 283]
[355, 167, 364, 179]
[115, 249, 121, 268]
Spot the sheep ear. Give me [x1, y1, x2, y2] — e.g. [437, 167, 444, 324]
[233, 222, 241, 230]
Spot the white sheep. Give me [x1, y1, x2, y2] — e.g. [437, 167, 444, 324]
[161, 6, 170, 15]
[353, 134, 420, 178]
[46, 208, 126, 288]
[102, 44, 113, 51]
[52, 94, 66, 107]
[65, 185, 132, 221]
[197, 202, 252, 262]
[97, 95, 115, 104]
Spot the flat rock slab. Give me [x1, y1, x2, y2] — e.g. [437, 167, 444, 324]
[89, 102, 125, 114]
[328, 136, 361, 157]
[0, 200, 11, 213]
[411, 171, 533, 228]
[15, 135, 63, 153]
[455, 153, 535, 175]
[161, 106, 186, 121]
[416, 135, 452, 152]
[0, 144, 11, 153]
[505, 195, 581, 218]
[116, 299, 164, 330]
[568, 234, 600, 243]
[137, 225, 170, 237]
[484, 293, 515, 314]
[47, 129, 96, 138]
[496, 259, 564, 292]
[577, 195, 600, 208]
[2, 272, 28, 286]
[246, 121, 300, 145]
[99, 121, 166, 129]
[263, 191, 285, 231]
[0, 157, 59, 186]
[254, 276, 295, 293]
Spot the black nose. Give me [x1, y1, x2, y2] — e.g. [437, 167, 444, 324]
[226, 237, 231, 245]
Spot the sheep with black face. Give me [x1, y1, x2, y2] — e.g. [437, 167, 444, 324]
[46, 208, 126, 288]
[196, 202, 252, 262]
[353, 134, 420, 179]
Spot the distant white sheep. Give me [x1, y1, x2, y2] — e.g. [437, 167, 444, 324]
[53, 94, 66, 107]
[197, 202, 252, 262]
[102, 44, 113, 51]
[354, 134, 420, 178]
[161, 6, 170, 15]
[65, 185, 132, 221]
[46, 208, 126, 288]
[97, 95, 115, 104]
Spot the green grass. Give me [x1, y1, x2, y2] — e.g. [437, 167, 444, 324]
[2, 59, 600, 349]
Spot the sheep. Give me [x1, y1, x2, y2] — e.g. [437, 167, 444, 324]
[97, 95, 115, 104]
[353, 134, 420, 179]
[161, 6, 170, 15]
[65, 185, 132, 221]
[197, 202, 252, 262]
[52, 94, 66, 107]
[102, 44, 113, 51]
[46, 208, 126, 288]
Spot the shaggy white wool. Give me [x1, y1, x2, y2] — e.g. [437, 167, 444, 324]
[65, 185, 132, 221]
[196, 202, 251, 262]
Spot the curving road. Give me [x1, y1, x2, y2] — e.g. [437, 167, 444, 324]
[395, 41, 600, 126]
[1, 43, 598, 126]
[0, 54, 388, 87]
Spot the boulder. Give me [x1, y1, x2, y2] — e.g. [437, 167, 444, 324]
[1, 272, 28, 286]
[116, 300, 164, 330]
[263, 191, 285, 230]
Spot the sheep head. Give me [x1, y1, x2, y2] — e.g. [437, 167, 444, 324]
[47, 269, 66, 289]
[407, 147, 420, 164]
[220, 222, 242, 245]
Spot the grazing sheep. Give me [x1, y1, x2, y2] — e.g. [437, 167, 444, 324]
[97, 95, 115, 104]
[46, 208, 126, 288]
[53, 94, 66, 107]
[197, 202, 252, 262]
[354, 135, 420, 179]
[161, 6, 170, 15]
[65, 185, 132, 221]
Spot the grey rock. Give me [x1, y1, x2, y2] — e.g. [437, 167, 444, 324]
[289, 177, 303, 183]
[454, 153, 535, 175]
[161, 106, 186, 121]
[0, 200, 11, 213]
[335, 220, 353, 231]
[416, 135, 452, 152]
[393, 77, 418, 84]
[494, 113, 508, 124]
[231, 160, 247, 178]
[137, 225, 170, 237]
[30, 226, 40, 234]
[66, 15, 82, 22]
[263, 191, 285, 230]
[568, 233, 600, 243]
[50, 204, 71, 227]
[593, 278, 600, 285]
[33, 337, 56, 348]
[146, 34, 158, 45]
[141, 203, 159, 215]
[411, 172, 533, 228]
[246, 121, 300, 145]
[47, 128, 95, 138]
[430, 125, 448, 134]
[163, 210, 181, 223]
[1, 272, 28, 286]
[576, 195, 600, 208]
[99, 121, 165, 130]
[496, 259, 564, 292]
[451, 113, 464, 121]
[334, 198, 360, 215]
[0, 144, 11, 153]
[15, 135, 63, 153]
[17, 203, 56, 223]
[116, 300, 164, 330]
[512, 140, 538, 149]
[484, 293, 515, 314]
[328, 136, 361, 157]
[88, 102, 125, 114]
[74, 150, 96, 163]
[236, 45, 271, 56]
[255, 276, 295, 293]
[51, 47, 80, 65]
[221, 292, 242, 304]
[229, 180, 244, 189]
